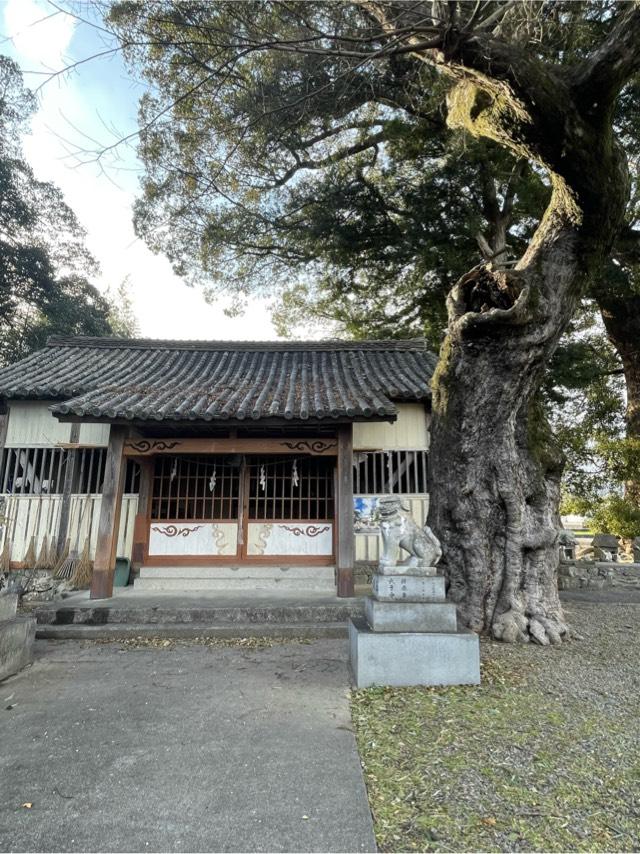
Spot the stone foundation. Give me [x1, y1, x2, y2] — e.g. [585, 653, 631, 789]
[558, 561, 640, 591]
[0, 593, 36, 682]
[349, 618, 480, 688]
[1, 570, 73, 602]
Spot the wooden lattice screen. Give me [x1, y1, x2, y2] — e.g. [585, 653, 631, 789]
[151, 455, 241, 521]
[151, 455, 334, 522]
[353, 450, 428, 495]
[247, 456, 334, 521]
[0, 448, 139, 495]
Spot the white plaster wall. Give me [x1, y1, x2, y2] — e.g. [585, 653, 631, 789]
[5, 401, 110, 447]
[247, 522, 333, 556]
[353, 403, 430, 450]
[78, 422, 110, 446]
[6, 402, 71, 447]
[148, 522, 238, 556]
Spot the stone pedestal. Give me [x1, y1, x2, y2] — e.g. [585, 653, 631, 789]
[349, 567, 480, 688]
[349, 619, 481, 687]
[0, 593, 36, 683]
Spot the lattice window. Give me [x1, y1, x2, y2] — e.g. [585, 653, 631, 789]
[76, 448, 106, 493]
[0, 447, 140, 495]
[248, 456, 334, 521]
[151, 455, 241, 521]
[353, 450, 428, 495]
[75, 449, 139, 493]
[0, 447, 67, 494]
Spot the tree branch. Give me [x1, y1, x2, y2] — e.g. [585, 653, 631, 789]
[572, 1, 640, 108]
[267, 130, 386, 189]
[612, 225, 640, 266]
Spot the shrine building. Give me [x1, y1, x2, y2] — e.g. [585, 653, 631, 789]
[0, 336, 435, 598]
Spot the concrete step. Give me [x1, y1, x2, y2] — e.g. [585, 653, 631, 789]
[139, 565, 335, 580]
[35, 601, 364, 627]
[36, 622, 348, 641]
[133, 577, 336, 593]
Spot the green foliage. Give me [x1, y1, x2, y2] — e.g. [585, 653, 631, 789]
[106, 0, 634, 515]
[551, 316, 640, 538]
[0, 56, 122, 365]
[107, 1, 549, 340]
[562, 492, 640, 539]
[105, 278, 140, 337]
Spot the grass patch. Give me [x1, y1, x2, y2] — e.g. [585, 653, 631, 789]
[351, 637, 639, 852]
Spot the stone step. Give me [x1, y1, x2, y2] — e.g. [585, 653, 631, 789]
[35, 601, 363, 627]
[133, 576, 336, 593]
[139, 565, 335, 580]
[36, 622, 348, 641]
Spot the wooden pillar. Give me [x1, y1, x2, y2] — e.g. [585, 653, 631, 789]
[55, 423, 80, 558]
[0, 401, 8, 549]
[90, 426, 127, 599]
[131, 457, 153, 569]
[0, 400, 8, 453]
[336, 423, 355, 597]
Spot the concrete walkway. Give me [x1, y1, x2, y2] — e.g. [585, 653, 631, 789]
[0, 638, 376, 853]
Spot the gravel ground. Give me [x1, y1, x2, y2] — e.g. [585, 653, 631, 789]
[351, 600, 640, 852]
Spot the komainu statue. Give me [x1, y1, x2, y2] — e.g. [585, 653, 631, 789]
[378, 496, 442, 570]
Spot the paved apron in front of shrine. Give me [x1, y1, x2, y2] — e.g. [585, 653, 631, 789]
[0, 638, 376, 853]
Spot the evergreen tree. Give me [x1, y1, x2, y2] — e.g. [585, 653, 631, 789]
[107, 1, 640, 641]
[0, 56, 126, 365]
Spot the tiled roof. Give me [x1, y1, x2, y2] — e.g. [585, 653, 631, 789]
[0, 336, 437, 423]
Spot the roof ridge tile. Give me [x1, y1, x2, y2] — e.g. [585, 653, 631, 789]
[45, 335, 428, 352]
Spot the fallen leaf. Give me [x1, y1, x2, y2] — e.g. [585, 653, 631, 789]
[22, 803, 32, 809]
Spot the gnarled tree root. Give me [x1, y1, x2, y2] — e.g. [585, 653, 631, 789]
[491, 607, 574, 645]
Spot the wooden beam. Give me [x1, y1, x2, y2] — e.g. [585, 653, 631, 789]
[131, 458, 153, 569]
[123, 437, 339, 457]
[90, 426, 128, 599]
[55, 423, 80, 559]
[54, 414, 393, 428]
[336, 423, 355, 598]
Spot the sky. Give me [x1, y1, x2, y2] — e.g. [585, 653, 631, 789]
[0, 0, 281, 341]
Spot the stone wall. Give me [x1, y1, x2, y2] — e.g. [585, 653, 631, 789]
[0, 569, 73, 602]
[360, 561, 640, 593]
[558, 561, 640, 591]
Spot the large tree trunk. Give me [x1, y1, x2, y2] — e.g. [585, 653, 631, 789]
[598, 293, 640, 504]
[359, 0, 640, 641]
[425, 80, 630, 643]
[428, 209, 576, 644]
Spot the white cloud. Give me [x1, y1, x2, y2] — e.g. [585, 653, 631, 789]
[4, 0, 75, 70]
